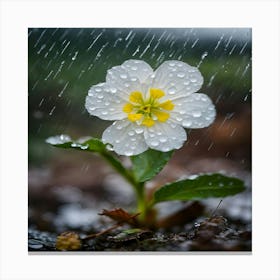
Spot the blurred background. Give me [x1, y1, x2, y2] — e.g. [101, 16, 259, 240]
[28, 28, 251, 247]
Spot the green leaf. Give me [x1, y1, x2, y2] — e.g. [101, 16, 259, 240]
[131, 149, 173, 183]
[153, 173, 245, 204]
[46, 136, 106, 153]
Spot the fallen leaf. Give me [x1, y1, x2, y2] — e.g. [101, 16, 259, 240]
[99, 208, 140, 226]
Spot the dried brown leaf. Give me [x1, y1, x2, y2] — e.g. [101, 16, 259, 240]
[99, 208, 140, 226]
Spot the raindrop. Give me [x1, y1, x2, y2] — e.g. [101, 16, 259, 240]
[37, 44, 46, 55]
[207, 72, 217, 87]
[128, 130, 135, 136]
[124, 151, 134, 156]
[183, 120, 192, 127]
[125, 30, 133, 41]
[61, 40, 70, 55]
[213, 34, 224, 51]
[110, 87, 117, 93]
[150, 140, 159, 147]
[239, 42, 248, 54]
[120, 73, 128, 79]
[162, 147, 170, 152]
[192, 111, 202, 118]
[168, 87, 176, 95]
[80, 144, 89, 150]
[49, 106, 56, 116]
[135, 127, 144, 134]
[177, 72, 185, 78]
[191, 38, 199, 48]
[207, 142, 214, 151]
[230, 128, 237, 137]
[201, 51, 208, 59]
[45, 134, 71, 145]
[38, 97, 45, 107]
[44, 70, 53, 81]
[132, 45, 140, 56]
[58, 81, 69, 97]
[71, 51, 78, 60]
[229, 44, 236, 55]
[159, 137, 167, 143]
[87, 31, 103, 51]
[106, 144, 114, 151]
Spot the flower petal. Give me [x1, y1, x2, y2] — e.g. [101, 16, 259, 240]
[144, 121, 187, 152]
[102, 120, 148, 156]
[171, 93, 216, 128]
[85, 83, 127, 120]
[106, 61, 151, 99]
[121, 60, 153, 83]
[151, 60, 203, 100]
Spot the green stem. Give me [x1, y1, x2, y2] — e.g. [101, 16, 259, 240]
[100, 151, 148, 220]
[134, 182, 146, 220]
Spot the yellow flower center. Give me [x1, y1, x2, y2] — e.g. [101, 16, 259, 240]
[123, 88, 175, 127]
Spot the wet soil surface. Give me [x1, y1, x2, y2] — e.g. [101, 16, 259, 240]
[29, 152, 251, 252]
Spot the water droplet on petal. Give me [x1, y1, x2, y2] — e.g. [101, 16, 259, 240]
[124, 150, 134, 156]
[176, 116, 183, 122]
[150, 140, 159, 147]
[183, 120, 192, 127]
[111, 87, 117, 93]
[135, 127, 144, 134]
[192, 111, 202, 118]
[159, 137, 167, 143]
[177, 72, 185, 78]
[167, 87, 176, 94]
[120, 73, 127, 79]
[128, 130, 135, 136]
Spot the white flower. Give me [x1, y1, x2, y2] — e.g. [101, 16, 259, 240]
[85, 60, 216, 156]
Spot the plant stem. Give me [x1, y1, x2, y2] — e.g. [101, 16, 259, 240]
[100, 151, 148, 220]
